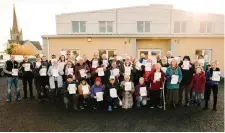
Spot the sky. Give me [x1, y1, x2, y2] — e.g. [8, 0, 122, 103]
[0, 0, 224, 51]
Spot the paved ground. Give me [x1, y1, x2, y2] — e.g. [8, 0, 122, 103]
[0, 77, 224, 132]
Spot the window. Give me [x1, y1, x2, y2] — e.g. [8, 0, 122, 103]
[72, 21, 86, 33]
[199, 21, 212, 33]
[195, 49, 212, 63]
[174, 21, 187, 33]
[137, 21, 150, 33]
[99, 49, 115, 58]
[61, 49, 80, 58]
[99, 21, 113, 33]
[138, 49, 162, 59]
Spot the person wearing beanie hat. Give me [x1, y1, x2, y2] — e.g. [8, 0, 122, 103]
[62, 74, 79, 110]
[78, 78, 91, 110]
[104, 76, 122, 111]
[178, 56, 195, 107]
[89, 77, 105, 110]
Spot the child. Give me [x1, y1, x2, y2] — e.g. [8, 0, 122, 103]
[189, 66, 206, 109]
[90, 77, 105, 110]
[166, 59, 182, 108]
[134, 77, 148, 108]
[121, 75, 135, 109]
[104, 76, 121, 111]
[78, 78, 91, 110]
[205, 62, 220, 111]
[62, 74, 79, 110]
[149, 64, 166, 108]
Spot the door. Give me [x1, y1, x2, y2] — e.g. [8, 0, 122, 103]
[138, 49, 162, 59]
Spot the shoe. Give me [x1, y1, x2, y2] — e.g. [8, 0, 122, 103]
[80, 106, 84, 110]
[73, 105, 78, 110]
[22, 97, 27, 100]
[173, 104, 176, 108]
[108, 106, 112, 111]
[185, 103, 190, 107]
[114, 105, 117, 109]
[137, 105, 141, 108]
[150, 106, 154, 109]
[157, 105, 163, 109]
[6, 99, 11, 102]
[93, 106, 97, 110]
[65, 104, 69, 109]
[16, 98, 21, 101]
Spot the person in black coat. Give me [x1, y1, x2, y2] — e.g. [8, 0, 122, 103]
[33, 57, 42, 100]
[178, 56, 195, 106]
[38, 62, 49, 103]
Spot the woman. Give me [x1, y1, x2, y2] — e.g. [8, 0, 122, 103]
[160, 56, 170, 101]
[63, 59, 75, 82]
[134, 77, 148, 108]
[133, 58, 145, 86]
[205, 61, 220, 111]
[166, 59, 182, 108]
[198, 55, 208, 71]
[120, 75, 135, 109]
[90, 53, 101, 85]
[59, 55, 66, 63]
[47, 59, 64, 103]
[100, 54, 109, 68]
[106, 61, 121, 84]
[75, 57, 90, 84]
[120, 56, 135, 82]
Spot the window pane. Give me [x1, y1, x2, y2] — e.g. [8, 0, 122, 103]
[199, 21, 206, 33]
[99, 49, 106, 58]
[174, 21, 180, 33]
[72, 51, 79, 58]
[108, 51, 114, 58]
[140, 51, 148, 57]
[145, 21, 150, 32]
[107, 22, 113, 32]
[137, 21, 144, 33]
[207, 22, 212, 33]
[99, 22, 106, 33]
[181, 22, 186, 33]
[72, 21, 79, 33]
[151, 51, 161, 56]
[80, 21, 86, 32]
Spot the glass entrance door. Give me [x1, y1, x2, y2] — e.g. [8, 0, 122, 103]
[138, 49, 162, 59]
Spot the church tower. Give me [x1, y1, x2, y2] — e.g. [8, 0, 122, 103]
[10, 5, 23, 40]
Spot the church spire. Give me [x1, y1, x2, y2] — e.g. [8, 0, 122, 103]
[10, 5, 23, 40]
[12, 5, 19, 32]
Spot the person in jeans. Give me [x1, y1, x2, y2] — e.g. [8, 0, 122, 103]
[3, 55, 21, 102]
[19, 56, 34, 100]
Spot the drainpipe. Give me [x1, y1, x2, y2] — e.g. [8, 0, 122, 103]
[116, 10, 118, 34]
[47, 37, 50, 60]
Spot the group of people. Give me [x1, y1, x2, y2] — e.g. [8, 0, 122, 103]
[3, 51, 221, 111]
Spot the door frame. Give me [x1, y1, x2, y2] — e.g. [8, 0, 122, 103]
[138, 48, 162, 59]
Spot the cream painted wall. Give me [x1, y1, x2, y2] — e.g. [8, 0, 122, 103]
[172, 38, 224, 72]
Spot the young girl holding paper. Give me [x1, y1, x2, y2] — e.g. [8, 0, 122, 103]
[189, 66, 206, 109]
[205, 62, 220, 111]
[149, 64, 166, 108]
[104, 76, 122, 111]
[78, 78, 91, 109]
[62, 74, 79, 110]
[166, 59, 182, 108]
[134, 77, 148, 108]
[121, 75, 135, 109]
[90, 77, 105, 110]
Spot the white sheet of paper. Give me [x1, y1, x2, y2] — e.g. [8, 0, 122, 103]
[82, 85, 89, 94]
[145, 63, 152, 71]
[125, 67, 131, 75]
[168, 58, 172, 64]
[161, 67, 167, 73]
[36, 62, 41, 68]
[152, 58, 157, 65]
[183, 61, 190, 70]
[140, 87, 147, 96]
[96, 92, 103, 101]
[110, 88, 118, 98]
[135, 62, 142, 70]
[103, 60, 108, 66]
[113, 68, 120, 76]
[40, 68, 47, 76]
[92, 60, 99, 68]
[52, 68, 59, 77]
[24, 63, 30, 71]
[12, 69, 18, 76]
[67, 68, 74, 75]
[125, 82, 132, 91]
[67, 84, 77, 94]
[97, 68, 105, 76]
[212, 71, 221, 81]
[171, 75, 179, 84]
[199, 59, 205, 67]
[79, 69, 87, 78]
[154, 72, 161, 81]
[142, 59, 147, 65]
[76, 56, 81, 61]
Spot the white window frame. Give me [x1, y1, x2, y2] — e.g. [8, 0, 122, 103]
[98, 49, 115, 58]
[174, 21, 187, 33]
[99, 21, 113, 33]
[61, 49, 80, 57]
[137, 21, 151, 33]
[195, 49, 212, 63]
[72, 21, 86, 33]
[138, 49, 162, 59]
[199, 21, 212, 33]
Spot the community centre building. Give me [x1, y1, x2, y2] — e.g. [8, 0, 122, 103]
[42, 4, 224, 72]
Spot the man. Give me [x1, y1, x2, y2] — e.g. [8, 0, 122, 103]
[33, 57, 42, 101]
[3, 55, 21, 102]
[20, 56, 34, 100]
[166, 51, 174, 64]
[48, 54, 56, 66]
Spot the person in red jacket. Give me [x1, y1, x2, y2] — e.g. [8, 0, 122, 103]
[149, 64, 166, 108]
[189, 66, 206, 109]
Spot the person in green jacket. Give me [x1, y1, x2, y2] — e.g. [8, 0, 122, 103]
[166, 59, 182, 108]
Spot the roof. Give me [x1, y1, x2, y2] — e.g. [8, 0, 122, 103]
[8, 40, 42, 50]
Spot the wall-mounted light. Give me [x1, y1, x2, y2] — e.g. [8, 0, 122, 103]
[174, 40, 180, 43]
[87, 37, 92, 42]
